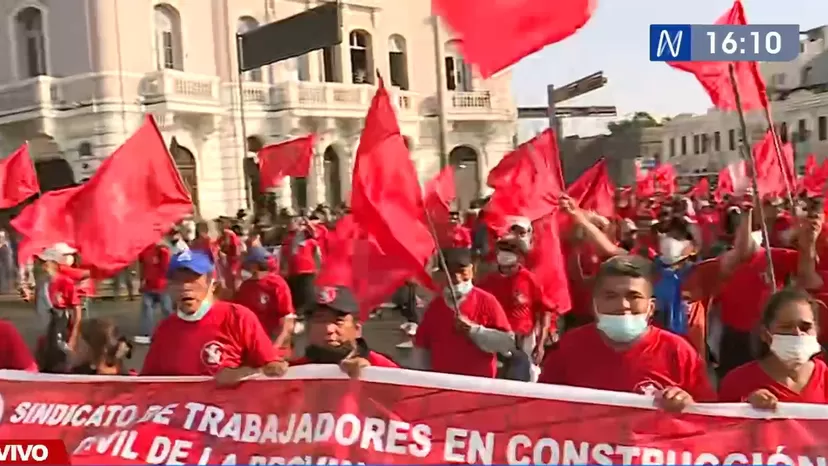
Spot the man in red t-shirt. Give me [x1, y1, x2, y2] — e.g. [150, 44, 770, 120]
[37, 245, 84, 373]
[234, 247, 295, 358]
[216, 219, 243, 292]
[438, 212, 472, 249]
[141, 249, 286, 385]
[539, 254, 715, 411]
[413, 248, 514, 378]
[477, 236, 552, 381]
[135, 242, 173, 344]
[281, 216, 322, 314]
[291, 285, 397, 373]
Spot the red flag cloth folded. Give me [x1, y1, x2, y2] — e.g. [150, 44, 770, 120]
[257, 135, 315, 191]
[635, 164, 656, 198]
[752, 129, 795, 199]
[423, 167, 457, 244]
[799, 154, 827, 196]
[0, 144, 39, 209]
[433, 0, 596, 78]
[527, 214, 572, 314]
[12, 116, 193, 275]
[686, 177, 710, 199]
[350, 77, 435, 294]
[667, 0, 768, 112]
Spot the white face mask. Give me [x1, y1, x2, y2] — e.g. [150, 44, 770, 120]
[64, 255, 75, 266]
[770, 334, 822, 365]
[444, 280, 473, 305]
[658, 236, 689, 265]
[240, 270, 253, 281]
[596, 313, 649, 343]
[496, 251, 519, 267]
[750, 230, 765, 249]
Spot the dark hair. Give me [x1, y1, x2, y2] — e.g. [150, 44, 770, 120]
[80, 318, 132, 367]
[754, 287, 821, 359]
[593, 254, 655, 292]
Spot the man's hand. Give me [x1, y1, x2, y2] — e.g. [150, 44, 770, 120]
[747, 389, 778, 411]
[655, 386, 694, 413]
[559, 194, 577, 214]
[340, 356, 370, 379]
[454, 313, 474, 334]
[262, 360, 288, 377]
[531, 345, 545, 366]
[215, 367, 262, 387]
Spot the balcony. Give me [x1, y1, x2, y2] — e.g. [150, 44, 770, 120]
[138, 69, 221, 113]
[0, 76, 56, 121]
[268, 81, 420, 119]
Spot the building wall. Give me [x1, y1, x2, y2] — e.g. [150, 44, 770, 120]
[0, 0, 517, 219]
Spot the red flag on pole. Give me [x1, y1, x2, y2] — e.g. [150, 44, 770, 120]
[432, 0, 597, 78]
[350, 77, 435, 294]
[0, 144, 39, 208]
[257, 135, 314, 191]
[12, 116, 193, 275]
[667, 0, 768, 111]
[423, 166, 457, 243]
[686, 177, 710, 199]
[752, 129, 795, 199]
[566, 158, 615, 218]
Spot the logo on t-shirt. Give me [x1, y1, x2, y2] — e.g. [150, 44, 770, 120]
[201, 341, 224, 367]
[259, 294, 269, 306]
[633, 379, 663, 397]
[514, 292, 528, 305]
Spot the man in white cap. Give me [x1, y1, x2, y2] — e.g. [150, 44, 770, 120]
[36, 244, 84, 372]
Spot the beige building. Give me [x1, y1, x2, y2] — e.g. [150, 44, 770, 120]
[0, 0, 516, 218]
[660, 26, 828, 175]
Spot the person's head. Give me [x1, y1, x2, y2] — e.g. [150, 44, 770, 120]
[618, 219, 638, 250]
[506, 216, 533, 249]
[592, 255, 656, 343]
[73, 318, 132, 374]
[763, 197, 783, 220]
[287, 216, 300, 232]
[658, 217, 696, 265]
[230, 224, 243, 237]
[438, 248, 474, 288]
[756, 288, 822, 367]
[195, 220, 210, 239]
[242, 246, 271, 279]
[449, 211, 461, 225]
[305, 286, 362, 361]
[495, 235, 525, 269]
[166, 249, 216, 318]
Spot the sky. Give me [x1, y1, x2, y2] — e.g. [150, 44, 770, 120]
[511, 0, 828, 141]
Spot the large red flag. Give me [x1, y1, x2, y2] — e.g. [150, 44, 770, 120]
[667, 0, 768, 111]
[686, 177, 711, 199]
[433, 0, 596, 78]
[12, 116, 193, 275]
[566, 158, 615, 218]
[350, 77, 435, 291]
[257, 135, 314, 191]
[752, 129, 795, 199]
[528, 214, 572, 313]
[11, 186, 81, 265]
[423, 167, 457, 242]
[0, 144, 39, 208]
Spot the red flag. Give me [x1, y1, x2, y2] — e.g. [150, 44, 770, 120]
[350, 77, 434, 293]
[0, 144, 39, 208]
[566, 158, 615, 218]
[433, 0, 596, 78]
[423, 167, 457, 238]
[752, 129, 795, 199]
[667, 0, 768, 111]
[652, 164, 677, 196]
[714, 161, 748, 201]
[12, 116, 193, 275]
[257, 135, 314, 191]
[686, 177, 710, 199]
[635, 165, 656, 198]
[485, 129, 563, 229]
[799, 154, 826, 196]
[527, 214, 572, 313]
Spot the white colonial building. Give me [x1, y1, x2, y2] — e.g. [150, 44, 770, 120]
[0, 0, 516, 219]
[660, 26, 828, 175]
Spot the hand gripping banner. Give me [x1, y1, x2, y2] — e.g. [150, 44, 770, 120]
[0, 367, 827, 464]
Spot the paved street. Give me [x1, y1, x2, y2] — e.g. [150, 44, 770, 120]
[0, 295, 413, 373]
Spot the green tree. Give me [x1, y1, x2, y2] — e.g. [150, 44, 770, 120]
[607, 111, 660, 134]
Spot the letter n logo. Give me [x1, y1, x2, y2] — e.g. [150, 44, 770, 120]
[649, 25, 692, 61]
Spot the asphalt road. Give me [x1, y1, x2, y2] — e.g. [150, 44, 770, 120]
[0, 295, 413, 373]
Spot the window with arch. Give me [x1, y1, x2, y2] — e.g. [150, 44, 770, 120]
[154, 4, 183, 70]
[349, 30, 373, 85]
[15, 7, 48, 78]
[388, 34, 409, 90]
[237, 16, 262, 82]
[444, 40, 472, 91]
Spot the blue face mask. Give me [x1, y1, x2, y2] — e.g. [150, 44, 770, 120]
[596, 313, 649, 343]
[177, 298, 213, 322]
[444, 280, 473, 304]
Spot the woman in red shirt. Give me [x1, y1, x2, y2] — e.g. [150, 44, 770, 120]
[719, 288, 828, 408]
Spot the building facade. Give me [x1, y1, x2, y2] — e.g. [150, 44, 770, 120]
[659, 26, 828, 176]
[0, 0, 517, 219]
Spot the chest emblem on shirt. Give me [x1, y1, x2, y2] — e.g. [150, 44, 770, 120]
[514, 293, 528, 305]
[201, 341, 224, 366]
[259, 294, 269, 306]
[633, 379, 664, 397]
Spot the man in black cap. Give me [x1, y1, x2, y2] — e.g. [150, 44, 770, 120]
[290, 285, 397, 376]
[413, 248, 514, 378]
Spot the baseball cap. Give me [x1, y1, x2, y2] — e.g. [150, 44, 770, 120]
[167, 249, 214, 277]
[496, 234, 527, 254]
[244, 246, 271, 266]
[37, 247, 64, 263]
[312, 285, 358, 316]
[440, 247, 473, 271]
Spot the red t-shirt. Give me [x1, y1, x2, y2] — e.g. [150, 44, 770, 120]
[717, 248, 798, 332]
[140, 301, 277, 376]
[282, 232, 320, 275]
[539, 324, 716, 401]
[233, 273, 295, 336]
[139, 245, 171, 293]
[290, 350, 398, 368]
[440, 225, 472, 249]
[719, 359, 828, 403]
[48, 273, 81, 310]
[219, 230, 242, 265]
[477, 266, 550, 335]
[56, 264, 95, 297]
[0, 320, 37, 371]
[415, 287, 512, 378]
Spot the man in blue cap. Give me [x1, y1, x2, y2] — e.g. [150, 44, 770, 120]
[234, 246, 295, 358]
[141, 249, 287, 384]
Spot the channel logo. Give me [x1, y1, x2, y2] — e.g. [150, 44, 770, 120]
[649, 24, 692, 61]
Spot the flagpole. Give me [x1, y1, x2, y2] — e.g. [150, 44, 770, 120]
[729, 65, 777, 290]
[431, 16, 450, 169]
[236, 34, 254, 211]
[761, 105, 796, 208]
